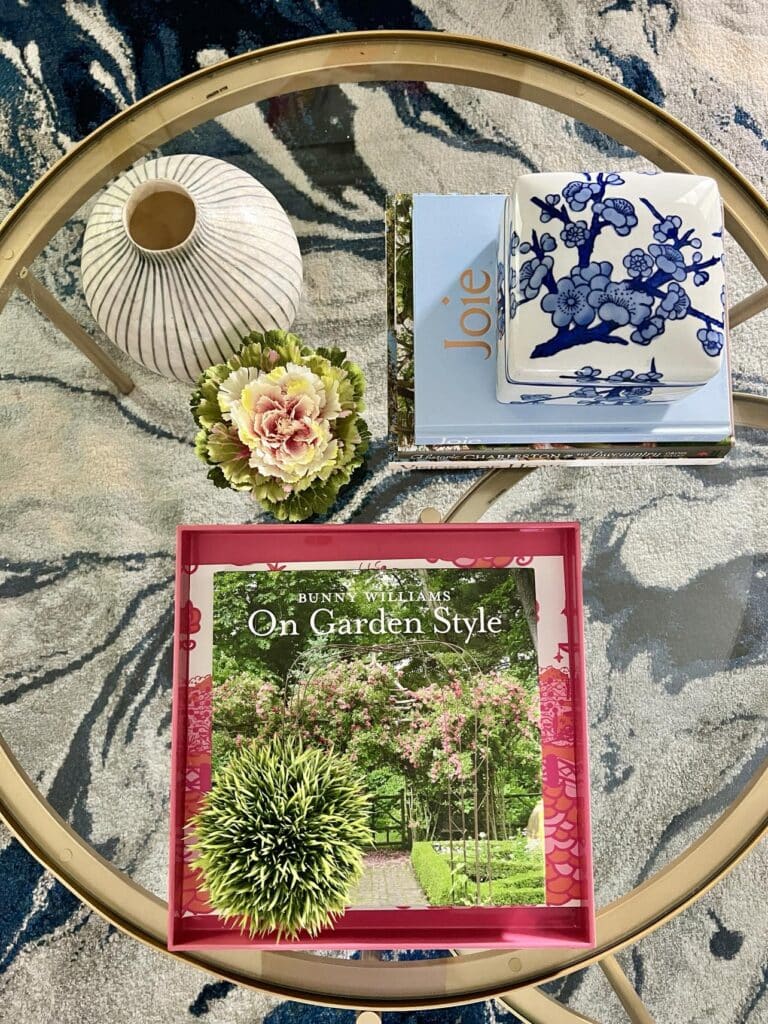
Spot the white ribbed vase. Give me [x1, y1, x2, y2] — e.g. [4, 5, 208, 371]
[81, 155, 303, 382]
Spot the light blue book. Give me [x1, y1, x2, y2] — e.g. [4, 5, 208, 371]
[411, 194, 732, 456]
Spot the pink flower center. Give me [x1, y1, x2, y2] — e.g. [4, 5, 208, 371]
[254, 394, 317, 455]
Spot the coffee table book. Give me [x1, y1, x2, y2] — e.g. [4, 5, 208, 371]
[387, 193, 733, 468]
[169, 523, 594, 950]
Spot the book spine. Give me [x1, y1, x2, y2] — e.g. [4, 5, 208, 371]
[391, 440, 731, 469]
[387, 194, 416, 455]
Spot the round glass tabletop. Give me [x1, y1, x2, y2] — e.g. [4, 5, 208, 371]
[1, 33, 767, 1022]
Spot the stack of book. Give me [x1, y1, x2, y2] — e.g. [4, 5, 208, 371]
[387, 191, 733, 468]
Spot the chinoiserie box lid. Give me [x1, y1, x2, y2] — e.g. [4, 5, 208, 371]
[501, 172, 727, 392]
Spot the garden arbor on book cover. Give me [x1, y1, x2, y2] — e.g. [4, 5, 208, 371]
[210, 563, 547, 909]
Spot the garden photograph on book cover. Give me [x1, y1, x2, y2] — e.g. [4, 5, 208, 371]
[207, 564, 546, 915]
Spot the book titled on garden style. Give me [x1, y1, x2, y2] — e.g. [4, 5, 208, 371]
[169, 524, 594, 950]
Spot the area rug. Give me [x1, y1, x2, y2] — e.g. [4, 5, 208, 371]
[1, 2, 767, 1022]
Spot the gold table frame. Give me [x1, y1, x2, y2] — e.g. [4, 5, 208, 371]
[0, 30, 767, 1024]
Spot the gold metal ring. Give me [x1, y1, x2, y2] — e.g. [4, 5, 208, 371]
[1, 30, 766, 1013]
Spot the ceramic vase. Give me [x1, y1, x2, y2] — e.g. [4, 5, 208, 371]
[496, 171, 727, 405]
[81, 154, 303, 383]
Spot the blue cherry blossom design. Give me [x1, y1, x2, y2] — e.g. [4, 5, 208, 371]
[524, 361, 665, 405]
[496, 261, 505, 340]
[649, 243, 687, 282]
[623, 247, 654, 279]
[540, 232, 557, 252]
[562, 179, 601, 211]
[572, 260, 613, 294]
[634, 362, 663, 382]
[631, 315, 665, 345]
[652, 214, 682, 242]
[519, 255, 553, 299]
[560, 220, 590, 248]
[541, 277, 594, 327]
[511, 174, 725, 365]
[593, 196, 638, 235]
[538, 195, 561, 223]
[578, 388, 651, 406]
[607, 369, 636, 381]
[697, 327, 724, 355]
[590, 281, 654, 326]
[657, 281, 690, 319]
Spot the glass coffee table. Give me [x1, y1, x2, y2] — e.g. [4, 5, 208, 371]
[1, 31, 767, 1023]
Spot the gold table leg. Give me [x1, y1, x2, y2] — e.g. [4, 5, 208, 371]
[15, 268, 134, 395]
[599, 956, 656, 1024]
[499, 986, 600, 1024]
[357, 951, 383, 1021]
[729, 285, 768, 328]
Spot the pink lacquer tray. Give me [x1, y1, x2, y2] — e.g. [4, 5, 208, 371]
[168, 523, 595, 950]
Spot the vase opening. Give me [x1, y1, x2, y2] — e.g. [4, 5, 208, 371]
[124, 179, 197, 252]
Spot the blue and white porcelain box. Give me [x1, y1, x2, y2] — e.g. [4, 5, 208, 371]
[497, 172, 727, 407]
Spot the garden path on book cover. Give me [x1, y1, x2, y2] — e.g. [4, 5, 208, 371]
[177, 551, 587, 931]
[211, 564, 547, 912]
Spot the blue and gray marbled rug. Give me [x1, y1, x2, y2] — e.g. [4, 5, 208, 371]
[1, 2, 768, 1022]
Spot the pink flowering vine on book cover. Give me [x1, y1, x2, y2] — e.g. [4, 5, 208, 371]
[169, 524, 594, 950]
